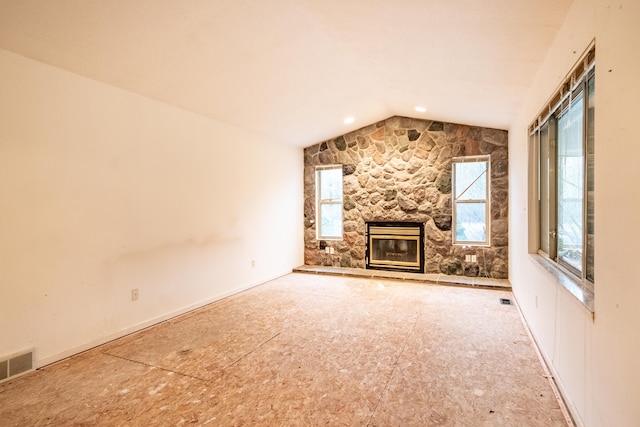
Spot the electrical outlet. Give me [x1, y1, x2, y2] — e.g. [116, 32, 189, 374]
[329, 247, 335, 254]
[325, 247, 330, 254]
[471, 255, 477, 263]
[131, 288, 139, 301]
[251, 260, 255, 268]
[465, 255, 471, 262]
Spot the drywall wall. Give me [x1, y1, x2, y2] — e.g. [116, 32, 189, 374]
[0, 49, 303, 367]
[509, 0, 640, 426]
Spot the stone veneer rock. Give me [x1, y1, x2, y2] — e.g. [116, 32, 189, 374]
[303, 116, 509, 279]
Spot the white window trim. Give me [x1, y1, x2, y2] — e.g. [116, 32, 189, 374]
[452, 155, 491, 246]
[315, 165, 343, 240]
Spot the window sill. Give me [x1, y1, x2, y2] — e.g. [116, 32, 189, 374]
[530, 254, 594, 313]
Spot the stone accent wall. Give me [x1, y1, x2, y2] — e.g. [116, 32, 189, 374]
[303, 116, 509, 279]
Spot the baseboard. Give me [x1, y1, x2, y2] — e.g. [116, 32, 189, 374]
[511, 296, 581, 427]
[36, 270, 291, 368]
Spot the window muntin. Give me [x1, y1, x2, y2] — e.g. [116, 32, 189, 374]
[530, 57, 594, 284]
[316, 165, 343, 240]
[452, 156, 490, 245]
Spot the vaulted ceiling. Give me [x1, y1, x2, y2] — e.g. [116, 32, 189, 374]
[0, 0, 573, 147]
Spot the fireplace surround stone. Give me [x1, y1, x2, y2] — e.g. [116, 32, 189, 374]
[303, 116, 508, 279]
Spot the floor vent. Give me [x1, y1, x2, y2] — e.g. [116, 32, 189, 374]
[500, 298, 513, 305]
[0, 349, 35, 384]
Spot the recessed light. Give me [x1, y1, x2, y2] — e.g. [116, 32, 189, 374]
[415, 106, 427, 113]
[344, 116, 355, 124]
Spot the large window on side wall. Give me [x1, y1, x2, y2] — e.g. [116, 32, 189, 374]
[316, 165, 343, 240]
[452, 155, 490, 246]
[529, 45, 595, 284]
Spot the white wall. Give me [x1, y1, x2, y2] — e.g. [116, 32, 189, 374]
[0, 49, 304, 367]
[509, 0, 640, 426]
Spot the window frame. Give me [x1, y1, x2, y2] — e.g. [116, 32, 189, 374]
[529, 49, 595, 286]
[451, 155, 491, 246]
[315, 165, 344, 241]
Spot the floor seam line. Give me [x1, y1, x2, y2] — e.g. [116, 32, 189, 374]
[102, 352, 211, 383]
[223, 331, 283, 370]
[367, 307, 424, 426]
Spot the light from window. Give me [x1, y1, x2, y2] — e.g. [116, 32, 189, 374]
[316, 165, 343, 240]
[452, 156, 490, 245]
[557, 93, 585, 273]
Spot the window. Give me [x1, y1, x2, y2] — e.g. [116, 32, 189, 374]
[452, 156, 490, 245]
[316, 165, 343, 240]
[530, 46, 594, 283]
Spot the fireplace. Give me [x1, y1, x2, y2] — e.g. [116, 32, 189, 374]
[366, 222, 425, 273]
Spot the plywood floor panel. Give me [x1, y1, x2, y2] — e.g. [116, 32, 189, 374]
[0, 273, 569, 426]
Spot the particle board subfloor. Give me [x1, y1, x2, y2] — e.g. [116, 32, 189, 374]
[0, 273, 570, 426]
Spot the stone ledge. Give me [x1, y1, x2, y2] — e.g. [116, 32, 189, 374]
[293, 265, 511, 290]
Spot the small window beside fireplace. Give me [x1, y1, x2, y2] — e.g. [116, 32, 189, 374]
[366, 222, 425, 273]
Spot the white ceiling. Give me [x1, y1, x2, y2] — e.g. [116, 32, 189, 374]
[0, 0, 572, 147]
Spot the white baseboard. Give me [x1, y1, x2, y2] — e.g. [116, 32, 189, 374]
[512, 296, 582, 427]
